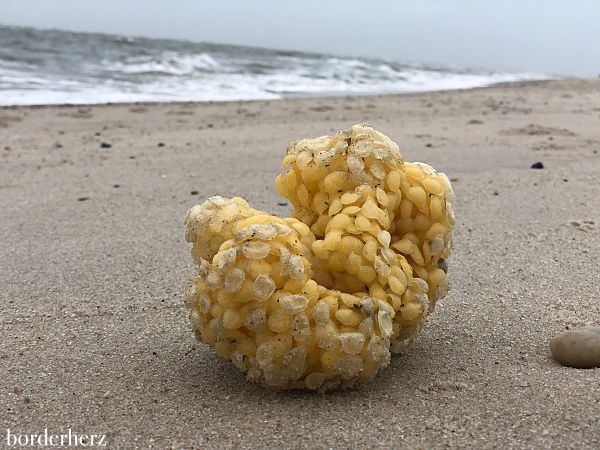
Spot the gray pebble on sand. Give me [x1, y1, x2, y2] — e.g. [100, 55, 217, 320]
[550, 326, 600, 369]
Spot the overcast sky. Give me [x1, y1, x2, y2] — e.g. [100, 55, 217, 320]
[1, 0, 599, 76]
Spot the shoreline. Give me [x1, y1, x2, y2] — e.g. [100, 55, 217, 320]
[0, 77, 559, 110]
[1, 77, 599, 449]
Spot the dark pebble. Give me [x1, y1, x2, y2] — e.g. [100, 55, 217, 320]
[23, 397, 31, 404]
[190, 190, 199, 195]
[78, 197, 89, 202]
[493, 190, 499, 196]
[530, 162, 544, 169]
[278, 202, 288, 206]
[100, 142, 112, 148]
[158, 142, 165, 147]
[425, 143, 433, 148]
[207, 123, 213, 128]
[129, 156, 135, 159]
[113, 184, 120, 188]
[438, 259, 448, 273]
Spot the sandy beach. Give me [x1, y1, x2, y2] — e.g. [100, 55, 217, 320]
[1, 78, 599, 448]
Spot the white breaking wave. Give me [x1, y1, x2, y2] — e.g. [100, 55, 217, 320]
[103, 52, 220, 76]
[0, 25, 550, 106]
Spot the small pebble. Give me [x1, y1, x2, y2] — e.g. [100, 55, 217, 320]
[550, 326, 600, 368]
[77, 197, 89, 202]
[530, 161, 544, 169]
[438, 259, 448, 273]
[191, 190, 199, 195]
[158, 142, 165, 147]
[100, 142, 112, 148]
[113, 184, 120, 188]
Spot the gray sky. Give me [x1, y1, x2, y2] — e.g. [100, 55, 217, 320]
[1, 0, 599, 76]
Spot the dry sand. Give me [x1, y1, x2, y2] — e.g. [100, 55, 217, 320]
[1, 78, 599, 449]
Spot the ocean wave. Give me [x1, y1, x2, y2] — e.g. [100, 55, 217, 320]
[102, 52, 220, 76]
[0, 25, 550, 106]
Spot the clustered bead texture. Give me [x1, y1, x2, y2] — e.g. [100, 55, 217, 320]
[184, 124, 454, 391]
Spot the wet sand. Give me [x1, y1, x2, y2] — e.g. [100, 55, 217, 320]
[1, 78, 599, 449]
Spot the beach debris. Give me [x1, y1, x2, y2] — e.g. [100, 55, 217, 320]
[183, 124, 454, 390]
[569, 220, 596, 232]
[530, 161, 544, 169]
[100, 142, 112, 148]
[550, 326, 600, 369]
[501, 124, 576, 137]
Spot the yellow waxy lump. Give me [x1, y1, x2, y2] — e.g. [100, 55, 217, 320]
[184, 124, 454, 391]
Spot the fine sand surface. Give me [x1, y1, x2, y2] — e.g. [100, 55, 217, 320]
[1, 78, 599, 449]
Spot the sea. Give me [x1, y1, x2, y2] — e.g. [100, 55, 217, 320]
[0, 25, 549, 106]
